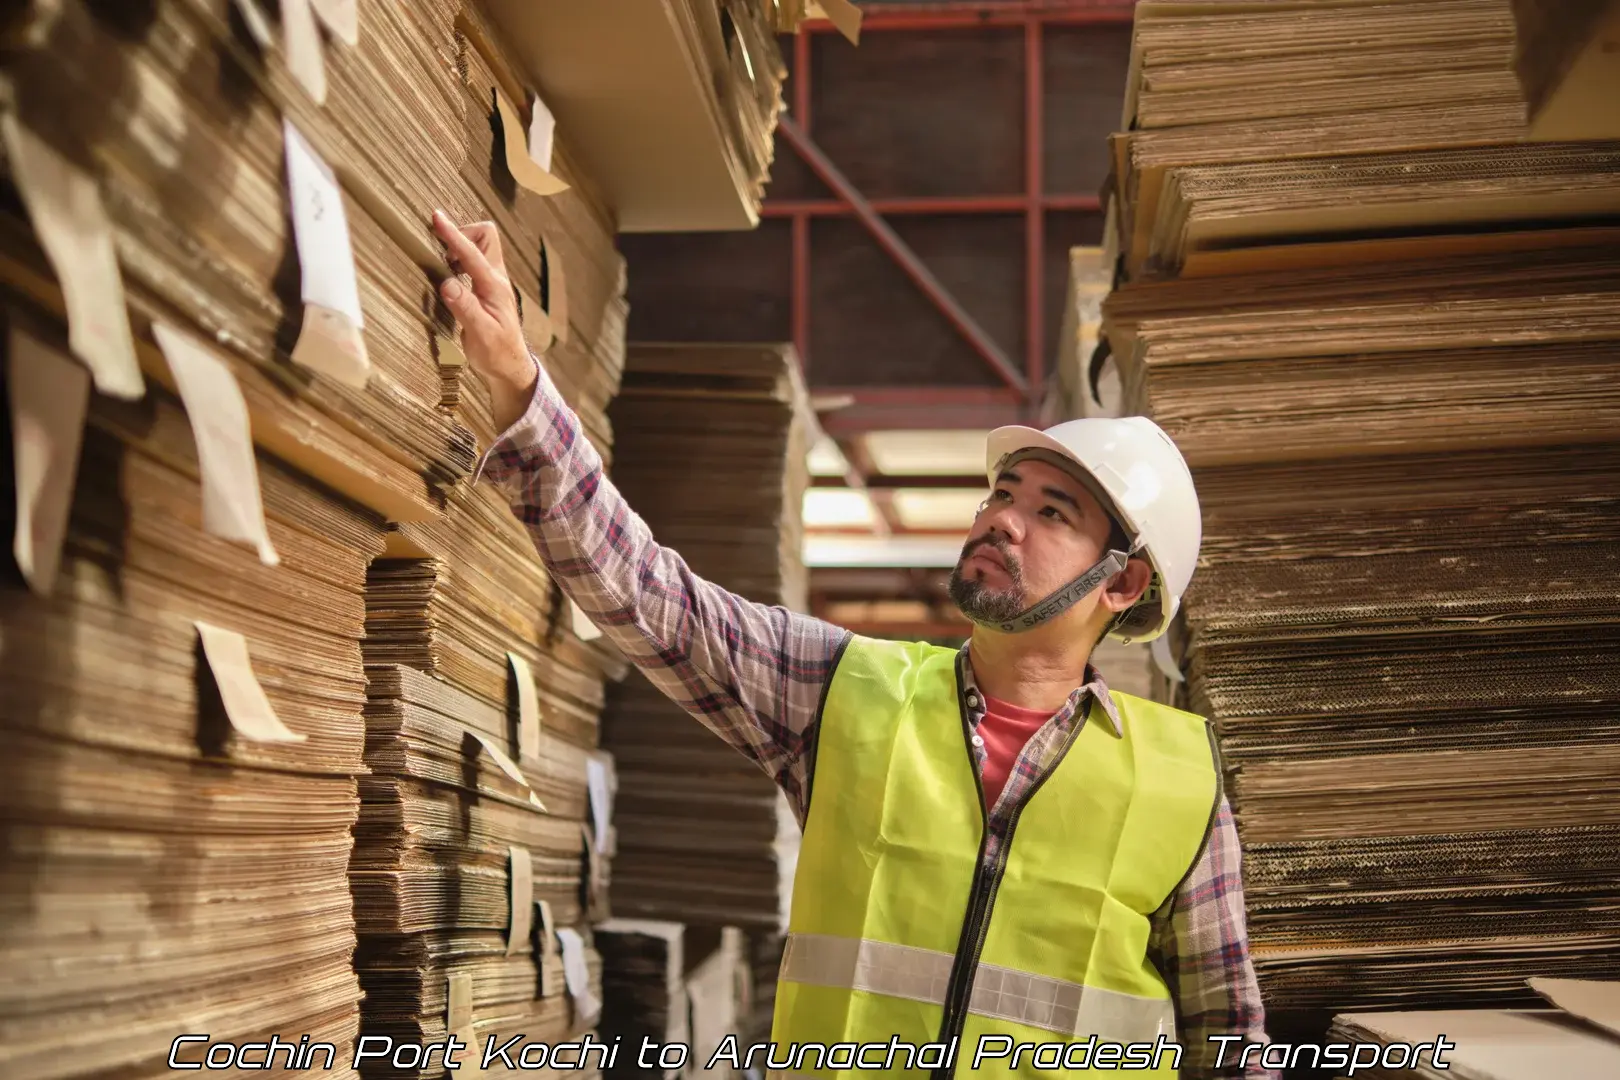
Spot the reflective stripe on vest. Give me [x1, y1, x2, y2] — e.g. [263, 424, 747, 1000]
[772, 635, 1219, 1077]
[780, 932, 1175, 1042]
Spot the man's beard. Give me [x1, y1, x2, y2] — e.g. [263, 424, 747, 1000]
[948, 533, 1026, 624]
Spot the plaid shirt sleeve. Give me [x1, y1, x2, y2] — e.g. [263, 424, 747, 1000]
[474, 358, 849, 811]
[1151, 797, 1280, 1080]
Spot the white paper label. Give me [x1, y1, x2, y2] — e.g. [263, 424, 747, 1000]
[309, 0, 359, 47]
[527, 91, 556, 174]
[539, 238, 568, 344]
[507, 651, 541, 762]
[283, 119, 369, 388]
[555, 928, 601, 1024]
[281, 0, 328, 105]
[8, 326, 90, 596]
[469, 731, 546, 811]
[195, 621, 306, 743]
[230, 0, 275, 48]
[0, 115, 143, 401]
[570, 597, 602, 642]
[494, 89, 568, 197]
[288, 302, 368, 389]
[446, 972, 472, 1032]
[507, 846, 533, 956]
[283, 120, 362, 326]
[153, 322, 278, 566]
[586, 753, 614, 855]
[818, 0, 863, 43]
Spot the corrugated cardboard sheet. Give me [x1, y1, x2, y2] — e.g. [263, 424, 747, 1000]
[0, 0, 639, 1076]
[600, 344, 813, 934]
[1108, 0, 1620, 1019]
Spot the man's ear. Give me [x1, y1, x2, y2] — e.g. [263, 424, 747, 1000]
[1100, 557, 1152, 613]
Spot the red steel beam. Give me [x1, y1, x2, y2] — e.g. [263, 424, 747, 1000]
[808, 1, 1137, 32]
[792, 214, 811, 369]
[815, 386, 1024, 405]
[777, 116, 1029, 397]
[819, 399, 1028, 435]
[761, 193, 1102, 216]
[841, 437, 905, 535]
[791, 29, 813, 370]
[812, 473, 988, 490]
[1044, 193, 1103, 211]
[1025, 16, 1045, 401]
[804, 526, 910, 537]
[812, 566, 944, 591]
[769, 195, 1025, 215]
[794, 23, 812, 128]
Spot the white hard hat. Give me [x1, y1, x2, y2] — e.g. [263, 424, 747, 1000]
[983, 415, 1202, 644]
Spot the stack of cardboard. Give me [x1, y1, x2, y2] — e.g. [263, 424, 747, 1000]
[1104, 243, 1620, 468]
[600, 343, 813, 937]
[686, 0, 788, 215]
[347, 10, 635, 1077]
[1, 0, 630, 1076]
[473, 0, 856, 235]
[1111, 0, 1620, 281]
[2, 0, 484, 521]
[1106, 0, 1620, 1022]
[355, 480, 625, 1075]
[594, 921, 752, 1080]
[674, 0, 868, 216]
[595, 920, 692, 1079]
[1156, 437, 1620, 1012]
[2, 316, 381, 1078]
[0, 0, 440, 1072]
[596, 344, 812, 1043]
[350, 661, 603, 1076]
[612, 342, 814, 617]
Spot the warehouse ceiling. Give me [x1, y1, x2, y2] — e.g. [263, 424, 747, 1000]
[796, 427, 986, 638]
[803, 430, 978, 544]
[804, 432, 984, 546]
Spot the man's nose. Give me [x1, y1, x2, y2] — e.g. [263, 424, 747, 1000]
[978, 501, 1026, 545]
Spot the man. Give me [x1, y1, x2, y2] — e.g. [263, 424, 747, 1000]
[431, 211, 1278, 1079]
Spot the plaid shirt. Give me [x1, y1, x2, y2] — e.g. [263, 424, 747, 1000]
[478, 360, 1278, 1079]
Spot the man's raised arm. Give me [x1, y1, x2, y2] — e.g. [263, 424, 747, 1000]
[432, 211, 848, 812]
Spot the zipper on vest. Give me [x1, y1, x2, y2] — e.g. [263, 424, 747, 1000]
[932, 672, 994, 1080]
[932, 672, 1092, 1078]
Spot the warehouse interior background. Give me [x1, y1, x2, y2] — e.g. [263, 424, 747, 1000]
[0, 0, 1617, 1079]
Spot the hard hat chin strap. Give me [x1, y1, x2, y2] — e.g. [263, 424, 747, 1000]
[968, 548, 1132, 635]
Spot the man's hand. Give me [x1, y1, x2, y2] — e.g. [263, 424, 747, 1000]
[432, 209, 538, 434]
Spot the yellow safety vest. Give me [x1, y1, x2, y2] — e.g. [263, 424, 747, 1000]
[768, 636, 1220, 1078]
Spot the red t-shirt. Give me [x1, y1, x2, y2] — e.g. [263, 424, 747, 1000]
[978, 694, 1056, 809]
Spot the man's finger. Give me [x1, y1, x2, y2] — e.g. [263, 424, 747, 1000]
[432, 211, 504, 301]
[461, 221, 506, 273]
[439, 273, 497, 336]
